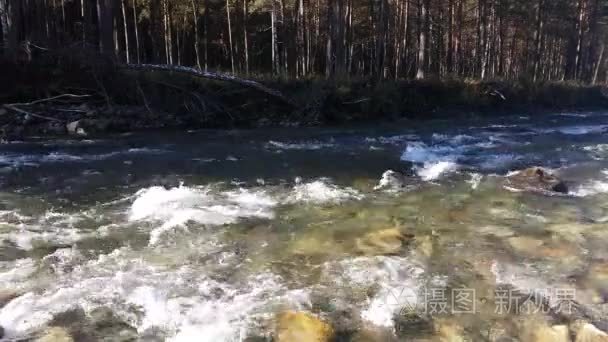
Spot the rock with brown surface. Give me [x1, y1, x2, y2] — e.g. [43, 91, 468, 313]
[0, 289, 19, 308]
[505, 167, 568, 194]
[275, 311, 334, 342]
[355, 228, 414, 255]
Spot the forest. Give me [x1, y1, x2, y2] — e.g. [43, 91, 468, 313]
[1, 0, 608, 136]
[1, 0, 607, 83]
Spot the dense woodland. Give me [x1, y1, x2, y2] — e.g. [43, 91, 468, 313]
[1, 0, 608, 83]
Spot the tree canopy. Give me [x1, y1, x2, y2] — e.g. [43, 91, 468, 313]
[1, 0, 607, 83]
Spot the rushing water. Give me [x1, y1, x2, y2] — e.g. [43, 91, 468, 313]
[2, 112, 608, 341]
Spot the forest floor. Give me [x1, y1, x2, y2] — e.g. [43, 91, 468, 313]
[2, 57, 608, 141]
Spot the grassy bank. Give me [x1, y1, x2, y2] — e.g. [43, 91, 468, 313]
[1, 56, 608, 139]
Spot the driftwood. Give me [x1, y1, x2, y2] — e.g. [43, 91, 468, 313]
[123, 64, 295, 106]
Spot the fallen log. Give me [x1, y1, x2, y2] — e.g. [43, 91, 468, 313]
[123, 64, 295, 106]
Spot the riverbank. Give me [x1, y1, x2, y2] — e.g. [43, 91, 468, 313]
[2, 57, 608, 140]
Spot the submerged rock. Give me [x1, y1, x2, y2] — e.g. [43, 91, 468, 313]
[275, 311, 334, 342]
[434, 318, 468, 342]
[528, 324, 570, 342]
[507, 235, 579, 260]
[573, 322, 608, 342]
[355, 228, 414, 255]
[36, 327, 74, 342]
[505, 167, 568, 194]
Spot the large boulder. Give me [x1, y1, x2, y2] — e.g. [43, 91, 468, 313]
[275, 311, 333, 342]
[505, 167, 568, 194]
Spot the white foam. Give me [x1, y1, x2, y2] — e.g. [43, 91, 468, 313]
[0, 148, 168, 168]
[374, 170, 406, 191]
[583, 144, 608, 160]
[266, 140, 334, 150]
[467, 173, 483, 190]
[401, 142, 456, 164]
[0, 258, 37, 287]
[416, 161, 458, 181]
[326, 256, 425, 328]
[286, 179, 363, 204]
[0, 248, 305, 341]
[539, 125, 608, 135]
[365, 134, 417, 145]
[400, 142, 461, 180]
[0, 210, 88, 250]
[129, 185, 277, 245]
[571, 180, 608, 197]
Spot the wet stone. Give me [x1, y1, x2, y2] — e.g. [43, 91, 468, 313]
[394, 311, 433, 338]
[275, 311, 334, 342]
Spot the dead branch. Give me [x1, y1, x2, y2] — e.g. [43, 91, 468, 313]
[2, 104, 63, 122]
[136, 80, 153, 115]
[18, 94, 91, 106]
[123, 64, 295, 106]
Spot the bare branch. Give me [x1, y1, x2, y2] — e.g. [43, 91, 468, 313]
[2, 104, 63, 122]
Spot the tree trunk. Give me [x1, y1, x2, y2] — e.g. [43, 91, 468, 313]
[271, 0, 278, 73]
[532, 0, 544, 81]
[203, 0, 210, 70]
[121, 0, 130, 63]
[132, 0, 140, 63]
[415, 0, 428, 79]
[191, 0, 202, 69]
[447, 0, 454, 74]
[226, 0, 235, 73]
[98, 0, 115, 55]
[0, 0, 8, 55]
[242, 0, 249, 75]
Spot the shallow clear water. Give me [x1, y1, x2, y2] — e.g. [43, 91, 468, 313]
[2, 112, 608, 341]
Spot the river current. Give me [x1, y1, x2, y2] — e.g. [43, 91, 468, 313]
[1, 112, 608, 341]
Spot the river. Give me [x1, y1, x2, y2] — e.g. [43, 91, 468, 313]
[1, 112, 608, 341]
